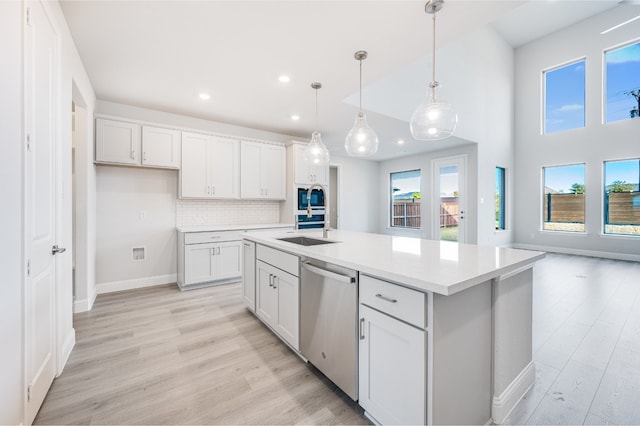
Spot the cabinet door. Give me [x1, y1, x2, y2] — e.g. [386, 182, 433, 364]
[262, 144, 286, 200]
[95, 118, 140, 165]
[293, 143, 328, 186]
[181, 132, 210, 198]
[256, 261, 278, 329]
[275, 269, 299, 350]
[184, 243, 215, 285]
[359, 304, 426, 426]
[213, 240, 242, 281]
[240, 141, 263, 198]
[209, 136, 240, 198]
[242, 241, 256, 311]
[141, 125, 180, 168]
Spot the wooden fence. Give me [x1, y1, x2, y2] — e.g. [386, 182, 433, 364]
[543, 193, 585, 223]
[606, 192, 640, 225]
[392, 198, 459, 228]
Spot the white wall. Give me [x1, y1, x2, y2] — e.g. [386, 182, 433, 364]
[330, 154, 380, 233]
[0, 2, 25, 423]
[96, 167, 178, 292]
[514, 6, 640, 260]
[378, 144, 478, 241]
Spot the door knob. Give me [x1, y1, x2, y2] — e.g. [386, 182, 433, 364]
[52, 245, 66, 255]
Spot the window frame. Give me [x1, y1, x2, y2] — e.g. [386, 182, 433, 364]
[603, 38, 640, 125]
[389, 169, 422, 230]
[602, 158, 640, 237]
[495, 167, 506, 231]
[541, 163, 587, 233]
[541, 57, 587, 135]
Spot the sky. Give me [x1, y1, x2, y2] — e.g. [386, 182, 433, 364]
[545, 160, 639, 193]
[391, 167, 459, 198]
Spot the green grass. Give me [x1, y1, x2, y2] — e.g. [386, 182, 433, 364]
[440, 226, 458, 242]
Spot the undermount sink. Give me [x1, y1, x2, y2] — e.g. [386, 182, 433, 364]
[277, 236, 337, 246]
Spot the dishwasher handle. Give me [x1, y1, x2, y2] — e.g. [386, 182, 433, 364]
[302, 262, 355, 284]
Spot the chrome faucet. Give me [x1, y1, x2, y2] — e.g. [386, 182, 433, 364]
[307, 183, 330, 238]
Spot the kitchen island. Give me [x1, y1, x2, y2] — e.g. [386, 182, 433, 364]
[242, 228, 545, 425]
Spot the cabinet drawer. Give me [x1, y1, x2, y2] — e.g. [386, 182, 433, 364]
[360, 275, 426, 329]
[256, 244, 299, 277]
[184, 231, 240, 244]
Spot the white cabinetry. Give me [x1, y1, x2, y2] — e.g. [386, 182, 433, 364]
[177, 231, 243, 290]
[292, 142, 328, 186]
[358, 275, 426, 426]
[241, 141, 285, 200]
[180, 132, 240, 199]
[95, 119, 180, 169]
[255, 244, 299, 350]
[242, 240, 256, 311]
[95, 118, 140, 165]
[141, 125, 181, 168]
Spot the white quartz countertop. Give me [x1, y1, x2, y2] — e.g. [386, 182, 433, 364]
[177, 223, 294, 233]
[243, 229, 545, 296]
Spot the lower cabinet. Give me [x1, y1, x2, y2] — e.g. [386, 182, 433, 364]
[242, 241, 256, 311]
[256, 260, 299, 350]
[358, 277, 427, 426]
[184, 241, 242, 285]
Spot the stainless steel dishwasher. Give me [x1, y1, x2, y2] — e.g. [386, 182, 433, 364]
[300, 259, 358, 400]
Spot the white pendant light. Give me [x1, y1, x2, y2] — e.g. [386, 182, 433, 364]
[410, 0, 458, 141]
[345, 50, 378, 157]
[304, 82, 330, 166]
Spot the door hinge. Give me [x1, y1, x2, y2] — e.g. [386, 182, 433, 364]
[27, 385, 31, 402]
[26, 133, 32, 152]
[26, 7, 32, 26]
[26, 260, 30, 277]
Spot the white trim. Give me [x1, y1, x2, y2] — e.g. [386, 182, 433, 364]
[491, 361, 535, 425]
[513, 243, 640, 262]
[73, 286, 96, 313]
[57, 329, 75, 376]
[96, 273, 177, 294]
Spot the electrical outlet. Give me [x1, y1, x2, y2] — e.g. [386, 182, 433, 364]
[132, 247, 145, 261]
[139, 210, 146, 220]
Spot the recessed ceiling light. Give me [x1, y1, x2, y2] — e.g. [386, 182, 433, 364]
[279, 75, 291, 83]
[199, 93, 210, 100]
[291, 114, 300, 121]
[397, 139, 405, 145]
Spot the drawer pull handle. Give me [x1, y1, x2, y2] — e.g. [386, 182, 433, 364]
[375, 294, 398, 303]
[359, 318, 365, 340]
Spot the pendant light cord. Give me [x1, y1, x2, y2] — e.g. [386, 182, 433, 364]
[314, 87, 318, 133]
[359, 57, 363, 113]
[431, 9, 437, 102]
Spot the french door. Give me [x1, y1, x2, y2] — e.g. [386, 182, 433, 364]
[432, 156, 467, 243]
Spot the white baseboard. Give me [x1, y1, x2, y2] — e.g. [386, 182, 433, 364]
[73, 286, 97, 313]
[513, 243, 640, 262]
[96, 273, 177, 294]
[492, 361, 535, 425]
[57, 328, 76, 376]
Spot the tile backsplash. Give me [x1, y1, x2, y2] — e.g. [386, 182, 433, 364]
[176, 199, 280, 227]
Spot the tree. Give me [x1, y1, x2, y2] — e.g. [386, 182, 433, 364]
[625, 89, 640, 119]
[608, 180, 634, 193]
[569, 182, 585, 194]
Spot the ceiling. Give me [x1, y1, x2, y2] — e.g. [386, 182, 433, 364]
[60, 0, 622, 161]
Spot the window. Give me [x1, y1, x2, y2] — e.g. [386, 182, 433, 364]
[391, 170, 421, 228]
[605, 42, 640, 123]
[544, 59, 586, 134]
[496, 167, 506, 230]
[542, 164, 585, 232]
[604, 159, 640, 236]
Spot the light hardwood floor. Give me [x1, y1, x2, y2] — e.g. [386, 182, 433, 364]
[35, 253, 640, 425]
[35, 282, 368, 425]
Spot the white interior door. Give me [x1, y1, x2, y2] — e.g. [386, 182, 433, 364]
[24, 1, 59, 423]
[432, 156, 467, 243]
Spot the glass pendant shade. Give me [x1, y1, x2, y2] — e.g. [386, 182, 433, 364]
[345, 112, 379, 157]
[304, 131, 330, 166]
[410, 86, 457, 141]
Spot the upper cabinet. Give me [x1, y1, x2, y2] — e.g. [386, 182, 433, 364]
[141, 125, 181, 168]
[95, 119, 180, 169]
[180, 132, 240, 199]
[95, 119, 140, 165]
[241, 141, 285, 200]
[292, 143, 329, 187]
